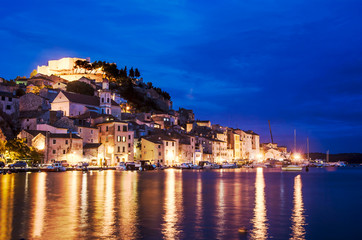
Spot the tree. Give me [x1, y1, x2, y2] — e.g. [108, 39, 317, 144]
[4, 139, 43, 163]
[66, 81, 94, 96]
[30, 69, 37, 78]
[135, 68, 140, 78]
[15, 88, 26, 97]
[129, 67, 135, 78]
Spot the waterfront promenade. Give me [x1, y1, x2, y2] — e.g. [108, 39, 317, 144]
[1, 167, 361, 239]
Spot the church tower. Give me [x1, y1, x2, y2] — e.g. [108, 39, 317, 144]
[99, 79, 112, 115]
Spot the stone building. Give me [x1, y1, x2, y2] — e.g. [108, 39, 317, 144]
[97, 120, 134, 165]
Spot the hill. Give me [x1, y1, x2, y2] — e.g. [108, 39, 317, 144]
[308, 152, 362, 163]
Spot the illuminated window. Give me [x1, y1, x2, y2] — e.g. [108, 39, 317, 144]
[122, 136, 126, 142]
[117, 136, 121, 142]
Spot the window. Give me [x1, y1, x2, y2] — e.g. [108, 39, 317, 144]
[123, 126, 127, 131]
[65, 140, 68, 145]
[53, 139, 56, 144]
[1, 96, 4, 101]
[158, 145, 161, 148]
[172, 142, 174, 147]
[6, 105, 11, 110]
[102, 98, 104, 103]
[159, 152, 161, 156]
[117, 136, 121, 142]
[80, 128, 82, 133]
[128, 135, 131, 140]
[166, 142, 168, 146]
[106, 126, 109, 131]
[122, 146, 125, 153]
[53, 150, 56, 154]
[118, 126, 120, 131]
[122, 136, 126, 142]
[107, 109, 109, 114]
[8, 97, 12, 102]
[63, 150, 66, 154]
[117, 146, 120, 153]
[107, 98, 110, 103]
[128, 143, 131, 148]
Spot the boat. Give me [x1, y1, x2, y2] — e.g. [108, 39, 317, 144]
[45, 163, 66, 172]
[179, 163, 191, 169]
[281, 165, 303, 171]
[189, 163, 202, 169]
[116, 162, 126, 171]
[221, 162, 237, 169]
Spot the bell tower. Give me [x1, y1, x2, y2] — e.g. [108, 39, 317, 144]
[99, 79, 111, 115]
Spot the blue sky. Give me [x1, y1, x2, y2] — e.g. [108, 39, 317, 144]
[1, 0, 362, 153]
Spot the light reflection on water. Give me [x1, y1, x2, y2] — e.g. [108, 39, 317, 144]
[1, 168, 360, 239]
[0, 173, 14, 240]
[290, 175, 306, 240]
[162, 169, 183, 239]
[32, 172, 46, 239]
[250, 167, 269, 239]
[195, 173, 203, 238]
[119, 171, 139, 239]
[216, 172, 225, 239]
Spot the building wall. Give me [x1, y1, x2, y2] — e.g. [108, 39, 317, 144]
[141, 139, 163, 163]
[163, 140, 178, 166]
[51, 94, 70, 116]
[78, 126, 99, 144]
[98, 122, 134, 165]
[20, 118, 37, 130]
[0, 95, 18, 115]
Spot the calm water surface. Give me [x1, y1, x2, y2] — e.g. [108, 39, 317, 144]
[1, 167, 362, 240]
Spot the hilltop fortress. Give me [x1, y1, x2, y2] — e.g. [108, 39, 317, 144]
[37, 57, 104, 82]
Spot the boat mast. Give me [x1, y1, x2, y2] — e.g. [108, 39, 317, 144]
[268, 120, 274, 144]
[307, 137, 309, 161]
[294, 129, 296, 153]
[326, 150, 329, 163]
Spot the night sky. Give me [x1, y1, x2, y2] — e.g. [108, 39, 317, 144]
[1, 0, 362, 153]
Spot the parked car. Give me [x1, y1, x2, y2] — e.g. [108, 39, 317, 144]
[0, 161, 5, 168]
[9, 161, 27, 168]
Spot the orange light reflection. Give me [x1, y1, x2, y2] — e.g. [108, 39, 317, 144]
[250, 168, 268, 239]
[290, 175, 306, 240]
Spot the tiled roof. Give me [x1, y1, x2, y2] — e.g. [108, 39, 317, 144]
[83, 143, 102, 149]
[61, 91, 119, 106]
[49, 133, 82, 139]
[24, 130, 47, 137]
[0, 91, 16, 98]
[19, 110, 48, 119]
[142, 134, 176, 144]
